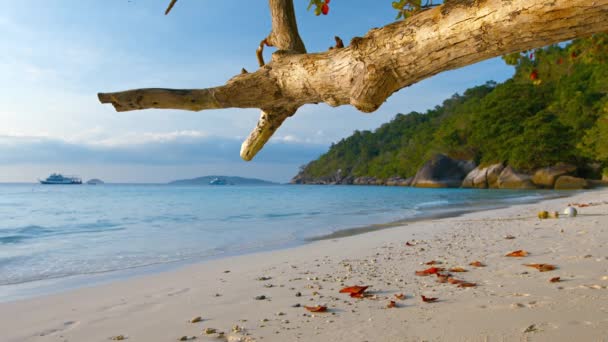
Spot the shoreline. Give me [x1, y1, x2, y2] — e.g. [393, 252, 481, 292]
[0, 189, 570, 302]
[1, 189, 607, 341]
[309, 189, 570, 241]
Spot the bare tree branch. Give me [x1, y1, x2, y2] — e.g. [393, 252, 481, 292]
[100, 0, 608, 160]
[165, 0, 178, 15]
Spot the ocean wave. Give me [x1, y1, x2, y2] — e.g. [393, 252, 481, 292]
[414, 200, 451, 209]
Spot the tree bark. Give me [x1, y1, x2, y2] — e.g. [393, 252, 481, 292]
[99, 0, 608, 160]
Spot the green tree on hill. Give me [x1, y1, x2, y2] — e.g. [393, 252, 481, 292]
[295, 34, 608, 182]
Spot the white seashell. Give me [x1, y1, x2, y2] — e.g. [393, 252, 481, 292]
[563, 206, 578, 217]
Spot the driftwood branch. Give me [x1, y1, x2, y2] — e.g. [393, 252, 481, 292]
[100, 0, 608, 160]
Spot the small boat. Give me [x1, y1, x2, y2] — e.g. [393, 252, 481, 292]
[209, 177, 227, 185]
[39, 173, 82, 185]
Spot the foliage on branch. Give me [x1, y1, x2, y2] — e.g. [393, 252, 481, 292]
[308, 0, 331, 16]
[307, 0, 435, 19]
[392, 0, 434, 19]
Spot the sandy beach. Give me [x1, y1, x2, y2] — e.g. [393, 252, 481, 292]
[1, 189, 607, 342]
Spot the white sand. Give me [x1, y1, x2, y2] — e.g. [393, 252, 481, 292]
[1, 189, 607, 342]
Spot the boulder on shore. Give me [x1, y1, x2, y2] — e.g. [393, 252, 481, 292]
[554, 175, 589, 190]
[412, 154, 476, 188]
[462, 167, 486, 188]
[353, 176, 380, 185]
[497, 166, 537, 189]
[462, 163, 506, 189]
[385, 177, 412, 186]
[532, 163, 577, 188]
[486, 163, 505, 188]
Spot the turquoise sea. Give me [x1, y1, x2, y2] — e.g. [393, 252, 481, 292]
[0, 183, 566, 301]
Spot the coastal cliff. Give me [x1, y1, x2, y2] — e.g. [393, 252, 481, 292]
[292, 35, 608, 189]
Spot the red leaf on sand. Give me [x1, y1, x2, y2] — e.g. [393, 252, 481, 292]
[405, 242, 414, 246]
[304, 305, 327, 312]
[421, 295, 438, 303]
[506, 250, 529, 257]
[387, 300, 397, 308]
[394, 293, 406, 300]
[449, 267, 467, 272]
[447, 277, 464, 285]
[415, 267, 444, 276]
[457, 282, 477, 288]
[469, 261, 485, 267]
[550, 277, 561, 283]
[524, 264, 557, 272]
[339, 286, 368, 295]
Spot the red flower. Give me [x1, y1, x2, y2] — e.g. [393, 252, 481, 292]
[321, 3, 329, 15]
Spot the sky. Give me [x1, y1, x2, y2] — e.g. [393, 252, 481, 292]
[0, 0, 515, 183]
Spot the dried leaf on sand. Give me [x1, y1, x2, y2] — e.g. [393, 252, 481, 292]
[304, 305, 328, 312]
[421, 295, 438, 303]
[415, 267, 445, 276]
[506, 250, 529, 257]
[524, 264, 557, 272]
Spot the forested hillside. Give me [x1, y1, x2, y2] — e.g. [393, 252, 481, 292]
[294, 35, 608, 184]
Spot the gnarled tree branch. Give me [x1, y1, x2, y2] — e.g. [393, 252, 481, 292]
[99, 0, 608, 160]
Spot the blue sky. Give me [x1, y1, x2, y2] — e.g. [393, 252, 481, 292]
[0, 1, 514, 183]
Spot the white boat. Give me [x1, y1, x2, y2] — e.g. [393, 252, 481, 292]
[39, 173, 82, 185]
[209, 177, 227, 185]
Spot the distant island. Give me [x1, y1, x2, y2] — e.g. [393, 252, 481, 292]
[168, 176, 277, 186]
[86, 179, 105, 185]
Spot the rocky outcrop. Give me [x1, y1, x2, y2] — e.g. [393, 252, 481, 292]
[486, 163, 505, 188]
[291, 168, 353, 185]
[385, 177, 413, 186]
[353, 176, 381, 185]
[532, 163, 577, 188]
[412, 154, 476, 188]
[554, 176, 589, 190]
[462, 163, 505, 189]
[462, 167, 484, 188]
[497, 166, 537, 189]
[588, 179, 608, 188]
